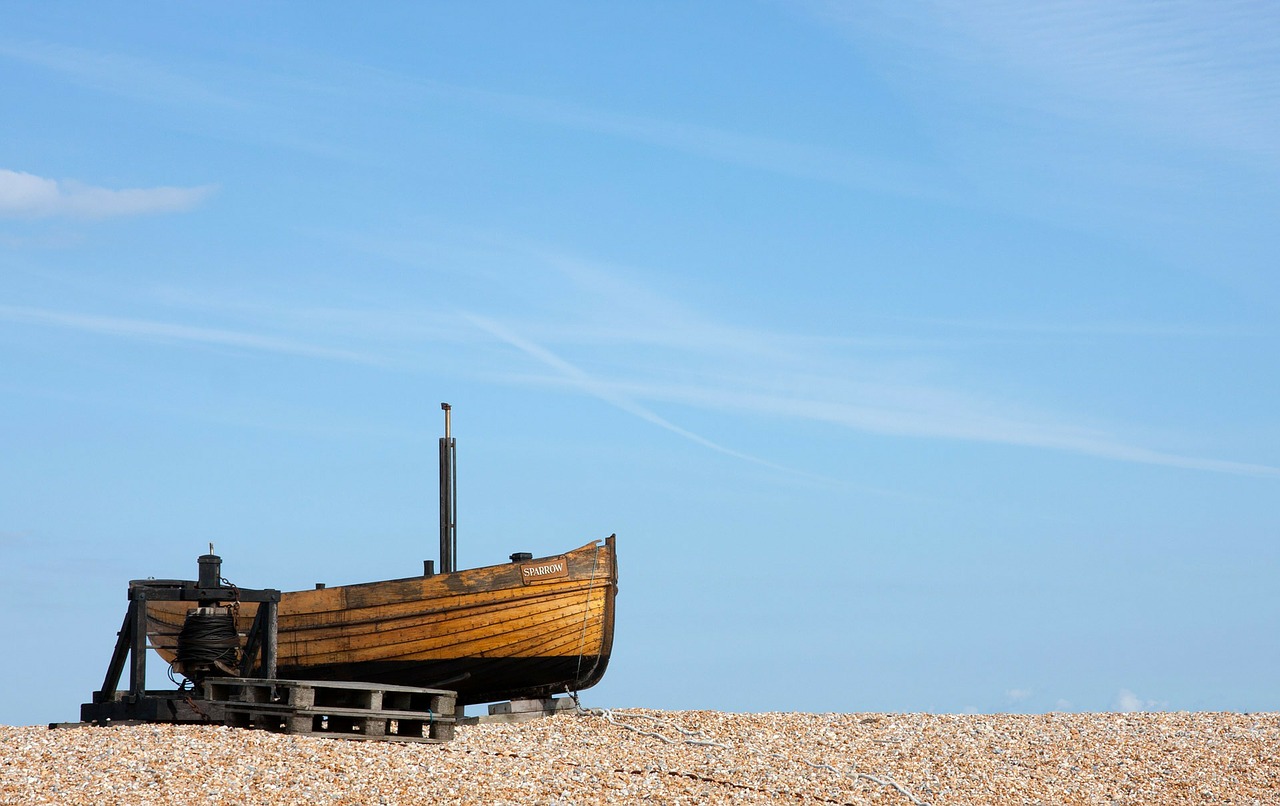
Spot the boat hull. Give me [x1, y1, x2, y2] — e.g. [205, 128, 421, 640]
[147, 536, 617, 705]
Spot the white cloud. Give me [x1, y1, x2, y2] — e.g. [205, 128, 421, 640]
[0, 169, 215, 218]
[11, 235, 1277, 480]
[145, 237, 1280, 479]
[1115, 688, 1167, 712]
[943, 1, 1280, 163]
[1, 38, 944, 199]
[1005, 688, 1032, 701]
[1115, 689, 1143, 711]
[807, 0, 1280, 166]
[526, 255, 1280, 477]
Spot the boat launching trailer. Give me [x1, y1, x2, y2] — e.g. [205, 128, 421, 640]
[64, 549, 580, 742]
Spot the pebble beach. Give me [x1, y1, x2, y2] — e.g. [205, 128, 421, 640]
[3, 709, 1277, 804]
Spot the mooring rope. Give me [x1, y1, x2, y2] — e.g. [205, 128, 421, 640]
[569, 542, 603, 693]
[571, 704, 930, 806]
[574, 705, 729, 748]
[440, 744, 861, 806]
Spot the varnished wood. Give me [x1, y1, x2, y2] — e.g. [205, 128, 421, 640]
[147, 536, 617, 705]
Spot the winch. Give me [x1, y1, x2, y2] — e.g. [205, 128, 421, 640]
[175, 605, 241, 681]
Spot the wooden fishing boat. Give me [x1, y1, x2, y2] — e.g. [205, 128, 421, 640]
[144, 535, 616, 705]
[115, 406, 621, 708]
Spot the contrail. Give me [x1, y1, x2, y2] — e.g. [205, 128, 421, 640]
[464, 313, 809, 474]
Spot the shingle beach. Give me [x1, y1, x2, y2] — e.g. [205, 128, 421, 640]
[3, 709, 1277, 804]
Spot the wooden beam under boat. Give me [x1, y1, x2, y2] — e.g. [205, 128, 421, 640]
[146, 535, 618, 705]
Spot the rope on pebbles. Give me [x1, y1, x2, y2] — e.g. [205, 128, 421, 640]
[566, 702, 930, 805]
[575, 706, 730, 748]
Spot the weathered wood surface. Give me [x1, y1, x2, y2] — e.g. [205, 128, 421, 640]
[147, 536, 617, 705]
[79, 692, 226, 725]
[209, 677, 457, 742]
[459, 696, 578, 725]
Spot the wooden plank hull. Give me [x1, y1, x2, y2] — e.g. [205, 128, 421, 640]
[147, 536, 617, 705]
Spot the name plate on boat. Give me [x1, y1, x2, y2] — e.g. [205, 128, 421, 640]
[519, 556, 569, 584]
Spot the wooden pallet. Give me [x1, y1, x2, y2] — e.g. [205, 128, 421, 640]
[80, 690, 226, 725]
[205, 678, 457, 742]
[460, 696, 577, 725]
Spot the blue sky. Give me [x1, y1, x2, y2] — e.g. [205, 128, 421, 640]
[2, 1, 1278, 725]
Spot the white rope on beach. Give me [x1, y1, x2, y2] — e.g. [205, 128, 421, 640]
[788, 755, 928, 806]
[574, 702, 930, 805]
[574, 705, 730, 748]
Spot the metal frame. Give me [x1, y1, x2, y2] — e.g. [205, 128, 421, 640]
[92, 579, 281, 705]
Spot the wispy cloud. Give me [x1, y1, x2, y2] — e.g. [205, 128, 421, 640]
[585, 375, 1280, 478]
[464, 313, 806, 475]
[938, 1, 1280, 163]
[1115, 688, 1167, 713]
[403, 79, 945, 199]
[2, 36, 943, 199]
[0, 304, 384, 365]
[0, 39, 241, 110]
[0, 40, 363, 162]
[888, 315, 1251, 341]
[473, 250, 1280, 478]
[806, 0, 1280, 166]
[7, 243, 1276, 479]
[0, 169, 215, 219]
[0, 231, 84, 249]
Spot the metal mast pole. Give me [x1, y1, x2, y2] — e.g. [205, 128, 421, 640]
[439, 403, 457, 573]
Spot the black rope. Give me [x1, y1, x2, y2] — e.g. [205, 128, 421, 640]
[176, 611, 240, 667]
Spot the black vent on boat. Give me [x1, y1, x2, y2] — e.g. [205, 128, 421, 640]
[509, 552, 533, 563]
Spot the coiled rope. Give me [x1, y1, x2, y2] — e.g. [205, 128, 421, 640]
[175, 611, 240, 669]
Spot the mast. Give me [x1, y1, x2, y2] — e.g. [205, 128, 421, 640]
[439, 403, 457, 573]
